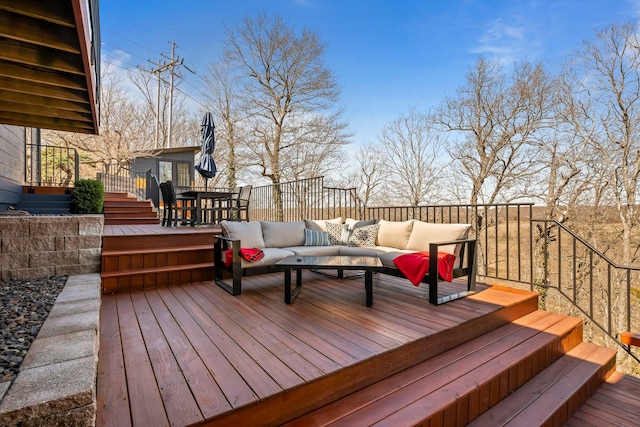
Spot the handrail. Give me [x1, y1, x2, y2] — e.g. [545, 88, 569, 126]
[620, 332, 640, 348]
[532, 218, 639, 363]
[97, 163, 152, 201]
[25, 144, 79, 187]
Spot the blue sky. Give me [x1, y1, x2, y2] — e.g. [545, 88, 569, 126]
[101, 0, 639, 146]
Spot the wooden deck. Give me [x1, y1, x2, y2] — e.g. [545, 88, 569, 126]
[96, 270, 541, 426]
[96, 224, 640, 426]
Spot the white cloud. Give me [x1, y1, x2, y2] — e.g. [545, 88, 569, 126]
[471, 16, 540, 65]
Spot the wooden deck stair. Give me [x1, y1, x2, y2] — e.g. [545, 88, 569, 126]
[101, 226, 218, 293]
[103, 191, 159, 225]
[284, 309, 617, 427]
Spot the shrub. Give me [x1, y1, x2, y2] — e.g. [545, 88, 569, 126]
[72, 179, 104, 214]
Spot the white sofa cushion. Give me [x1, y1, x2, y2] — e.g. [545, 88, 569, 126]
[261, 221, 306, 247]
[376, 220, 414, 249]
[221, 221, 265, 248]
[406, 221, 471, 254]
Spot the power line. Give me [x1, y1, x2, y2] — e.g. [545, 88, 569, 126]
[139, 42, 196, 149]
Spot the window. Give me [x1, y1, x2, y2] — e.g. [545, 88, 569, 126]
[159, 161, 172, 183]
[176, 162, 190, 187]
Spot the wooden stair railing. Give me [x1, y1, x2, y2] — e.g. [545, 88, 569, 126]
[620, 331, 640, 347]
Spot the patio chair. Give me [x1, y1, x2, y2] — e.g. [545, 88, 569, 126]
[227, 184, 251, 221]
[161, 181, 196, 227]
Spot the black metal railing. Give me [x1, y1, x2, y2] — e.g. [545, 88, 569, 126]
[249, 177, 359, 221]
[97, 164, 154, 203]
[366, 203, 534, 283]
[531, 219, 639, 363]
[25, 144, 79, 187]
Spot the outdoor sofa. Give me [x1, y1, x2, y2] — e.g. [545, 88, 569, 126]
[213, 218, 477, 305]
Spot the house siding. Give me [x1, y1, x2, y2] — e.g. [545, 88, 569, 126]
[0, 125, 25, 210]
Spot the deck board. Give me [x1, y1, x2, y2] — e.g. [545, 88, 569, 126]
[97, 271, 539, 426]
[566, 371, 640, 427]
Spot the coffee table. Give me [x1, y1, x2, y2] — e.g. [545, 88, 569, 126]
[275, 255, 383, 306]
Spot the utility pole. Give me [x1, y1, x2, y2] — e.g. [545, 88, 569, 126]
[142, 41, 194, 149]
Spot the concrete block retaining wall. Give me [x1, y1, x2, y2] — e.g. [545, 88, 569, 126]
[0, 274, 101, 426]
[0, 216, 103, 281]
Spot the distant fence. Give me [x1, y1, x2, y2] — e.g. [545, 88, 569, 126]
[25, 144, 79, 187]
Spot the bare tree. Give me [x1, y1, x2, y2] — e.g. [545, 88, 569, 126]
[43, 64, 145, 172]
[435, 58, 556, 205]
[569, 23, 640, 266]
[223, 13, 349, 219]
[354, 142, 388, 208]
[378, 108, 445, 206]
[202, 59, 247, 189]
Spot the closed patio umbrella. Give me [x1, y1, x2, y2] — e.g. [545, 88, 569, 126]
[195, 112, 217, 189]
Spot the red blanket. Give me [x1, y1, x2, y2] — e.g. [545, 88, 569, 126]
[393, 252, 456, 286]
[225, 248, 264, 267]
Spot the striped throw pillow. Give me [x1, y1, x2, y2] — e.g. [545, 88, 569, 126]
[304, 228, 330, 246]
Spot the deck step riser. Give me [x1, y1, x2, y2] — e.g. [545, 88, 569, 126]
[284, 310, 591, 427]
[469, 342, 617, 427]
[101, 230, 218, 293]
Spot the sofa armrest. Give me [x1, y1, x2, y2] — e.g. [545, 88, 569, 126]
[214, 235, 242, 295]
[428, 238, 477, 305]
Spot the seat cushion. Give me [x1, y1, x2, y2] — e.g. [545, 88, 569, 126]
[221, 221, 265, 248]
[376, 220, 414, 249]
[286, 245, 342, 256]
[377, 249, 416, 268]
[240, 248, 295, 269]
[338, 246, 384, 257]
[261, 221, 306, 247]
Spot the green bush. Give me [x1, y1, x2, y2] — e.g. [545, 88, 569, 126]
[72, 179, 104, 214]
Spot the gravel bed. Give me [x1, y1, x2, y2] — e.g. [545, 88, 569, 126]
[0, 276, 67, 383]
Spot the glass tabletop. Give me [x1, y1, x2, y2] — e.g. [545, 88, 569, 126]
[276, 255, 382, 268]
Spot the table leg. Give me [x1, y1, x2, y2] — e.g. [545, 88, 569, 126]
[284, 268, 303, 304]
[365, 270, 373, 307]
[284, 269, 292, 303]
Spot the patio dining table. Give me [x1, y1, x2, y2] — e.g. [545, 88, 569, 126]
[181, 190, 237, 225]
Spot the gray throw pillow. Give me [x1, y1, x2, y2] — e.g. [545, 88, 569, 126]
[349, 224, 380, 247]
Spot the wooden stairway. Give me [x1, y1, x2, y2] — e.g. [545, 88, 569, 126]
[101, 227, 217, 293]
[103, 191, 159, 225]
[284, 309, 618, 426]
